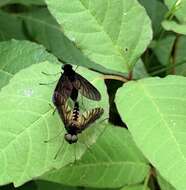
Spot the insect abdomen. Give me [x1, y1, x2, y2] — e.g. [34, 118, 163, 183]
[72, 102, 79, 121]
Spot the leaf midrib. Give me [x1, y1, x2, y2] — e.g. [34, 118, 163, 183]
[139, 81, 186, 163]
[78, 0, 129, 70]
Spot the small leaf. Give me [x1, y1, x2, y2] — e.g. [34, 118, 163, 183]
[116, 75, 186, 190]
[45, 0, 152, 73]
[162, 20, 186, 35]
[41, 124, 149, 188]
[164, 0, 186, 23]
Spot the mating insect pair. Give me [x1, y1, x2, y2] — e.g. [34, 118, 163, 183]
[46, 64, 104, 158]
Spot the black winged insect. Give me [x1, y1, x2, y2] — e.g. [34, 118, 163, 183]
[53, 64, 101, 107]
[53, 101, 104, 158]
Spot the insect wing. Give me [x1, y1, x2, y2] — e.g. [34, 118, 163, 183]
[57, 102, 72, 129]
[78, 107, 104, 132]
[53, 75, 73, 106]
[73, 73, 101, 101]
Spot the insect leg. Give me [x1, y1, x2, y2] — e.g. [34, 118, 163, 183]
[92, 118, 109, 141]
[83, 140, 94, 155]
[44, 130, 63, 143]
[74, 143, 77, 164]
[48, 103, 57, 115]
[39, 80, 57, 86]
[41, 71, 61, 76]
[54, 137, 65, 159]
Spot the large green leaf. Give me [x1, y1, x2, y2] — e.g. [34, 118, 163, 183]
[0, 40, 57, 89]
[116, 75, 186, 190]
[0, 62, 108, 187]
[41, 124, 149, 188]
[45, 0, 152, 73]
[20, 7, 127, 76]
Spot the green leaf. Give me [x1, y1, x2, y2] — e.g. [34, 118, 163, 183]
[116, 75, 186, 190]
[174, 36, 186, 76]
[0, 62, 108, 187]
[45, 0, 152, 73]
[36, 180, 118, 190]
[157, 175, 176, 190]
[0, 11, 26, 41]
[0, 0, 45, 6]
[138, 0, 168, 37]
[164, 0, 186, 23]
[151, 35, 176, 65]
[41, 124, 149, 188]
[21, 7, 127, 76]
[0, 40, 58, 89]
[120, 184, 150, 190]
[162, 20, 186, 35]
[151, 35, 186, 76]
[133, 59, 149, 79]
[35, 180, 79, 190]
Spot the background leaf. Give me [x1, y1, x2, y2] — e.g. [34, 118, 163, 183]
[138, 0, 168, 37]
[0, 11, 26, 41]
[116, 75, 186, 190]
[164, 0, 186, 23]
[162, 20, 186, 35]
[45, 0, 152, 73]
[0, 40, 58, 89]
[120, 184, 150, 190]
[0, 0, 45, 6]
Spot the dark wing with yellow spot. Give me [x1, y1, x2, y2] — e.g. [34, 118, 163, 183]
[53, 75, 73, 106]
[73, 73, 101, 101]
[77, 107, 104, 132]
